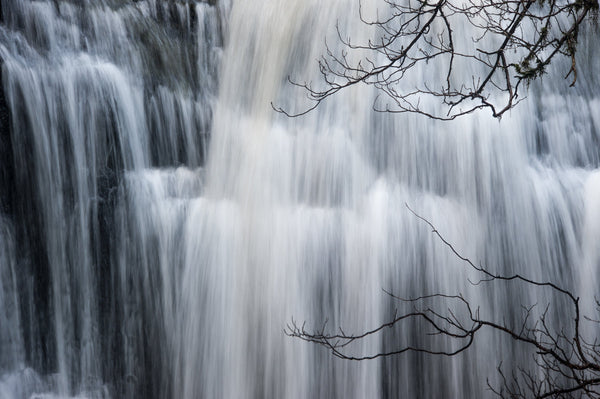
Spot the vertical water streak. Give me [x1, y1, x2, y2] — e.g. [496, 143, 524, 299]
[0, 0, 224, 397]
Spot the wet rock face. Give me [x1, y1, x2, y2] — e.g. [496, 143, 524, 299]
[0, 61, 14, 216]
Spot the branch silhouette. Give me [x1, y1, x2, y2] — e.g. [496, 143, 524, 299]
[275, 0, 599, 119]
[287, 204, 600, 398]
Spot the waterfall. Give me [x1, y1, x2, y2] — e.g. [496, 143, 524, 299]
[0, 0, 599, 398]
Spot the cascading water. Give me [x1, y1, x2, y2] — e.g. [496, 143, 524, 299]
[0, 0, 599, 398]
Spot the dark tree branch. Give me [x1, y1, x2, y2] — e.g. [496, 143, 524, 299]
[287, 204, 600, 398]
[274, 0, 599, 119]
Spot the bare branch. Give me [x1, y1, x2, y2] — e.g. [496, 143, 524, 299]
[287, 204, 600, 398]
[275, 0, 599, 119]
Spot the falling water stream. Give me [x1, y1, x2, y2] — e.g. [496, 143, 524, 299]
[0, 0, 599, 398]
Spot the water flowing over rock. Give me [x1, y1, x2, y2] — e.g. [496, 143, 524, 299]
[0, 0, 598, 397]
